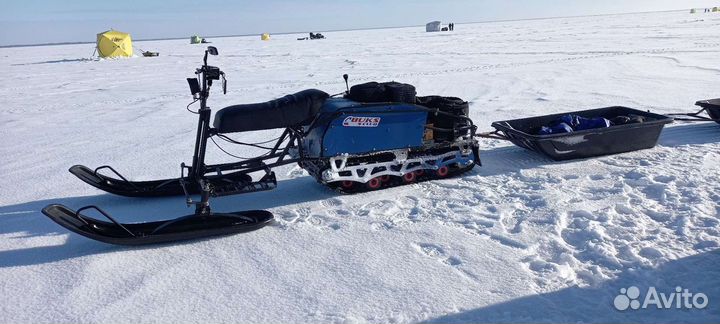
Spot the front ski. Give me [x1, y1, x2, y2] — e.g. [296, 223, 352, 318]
[70, 165, 188, 197]
[42, 204, 274, 245]
[69, 165, 259, 197]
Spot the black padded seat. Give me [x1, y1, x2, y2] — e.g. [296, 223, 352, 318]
[213, 89, 329, 133]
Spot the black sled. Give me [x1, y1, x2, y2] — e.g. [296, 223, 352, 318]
[487, 107, 673, 161]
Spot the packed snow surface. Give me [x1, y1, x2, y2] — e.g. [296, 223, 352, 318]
[1, 10, 719, 324]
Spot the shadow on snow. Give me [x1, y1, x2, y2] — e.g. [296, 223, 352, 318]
[11, 58, 96, 66]
[425, 249, 720, 323]
[0, 176, 334, 267]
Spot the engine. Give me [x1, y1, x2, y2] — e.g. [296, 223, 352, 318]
[298, 82, 480, 192]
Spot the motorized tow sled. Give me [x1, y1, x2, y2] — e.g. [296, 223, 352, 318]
[42, 46, 481, 245]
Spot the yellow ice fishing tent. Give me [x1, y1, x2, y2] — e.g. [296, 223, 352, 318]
[261, 33, 270, 41]
[690, 8, 696, 13]
[96, 30, 133, 58]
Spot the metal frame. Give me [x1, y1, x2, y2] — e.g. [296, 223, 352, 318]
[180, 53, 308, 215]
[320, 148, 476, 183]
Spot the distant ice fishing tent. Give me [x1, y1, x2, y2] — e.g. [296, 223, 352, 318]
[190, 35, 203, 44]
[261, 33, 271, 41]
[426, 21, 442, 32]
[96, 30, 133, 58]
[690, 8, 697, 13]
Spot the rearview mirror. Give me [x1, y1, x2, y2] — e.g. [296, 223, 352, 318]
[207, 46, 218, 56]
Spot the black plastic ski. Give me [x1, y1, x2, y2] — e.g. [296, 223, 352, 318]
[42, 204, 274, 245]
[69, 165, 256, 197]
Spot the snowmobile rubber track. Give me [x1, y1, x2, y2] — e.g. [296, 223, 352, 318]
[41, 204, 274, 245]
[328, 163, 476, 194]
[69, 165, 251, 197]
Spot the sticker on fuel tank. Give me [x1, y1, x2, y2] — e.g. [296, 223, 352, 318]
[342, 116, 381, 127]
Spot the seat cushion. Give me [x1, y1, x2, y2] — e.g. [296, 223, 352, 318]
[213, 89, 329, 133]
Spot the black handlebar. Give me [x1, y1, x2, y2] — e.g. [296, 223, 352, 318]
[188, 47, 226, 99]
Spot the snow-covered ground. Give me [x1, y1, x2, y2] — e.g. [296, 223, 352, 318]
[1, 10, 719, 324]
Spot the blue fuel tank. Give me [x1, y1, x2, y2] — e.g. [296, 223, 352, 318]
[302, 98, 428, 158]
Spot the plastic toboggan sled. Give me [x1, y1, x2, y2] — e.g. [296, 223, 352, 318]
[489, 106, 673, 161]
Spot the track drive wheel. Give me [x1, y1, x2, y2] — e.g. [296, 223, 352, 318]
[436, 165, 450, 178]
[402, 172, 416, 183]
[340, 181, 356, 190]
[365, 177, 383, 190]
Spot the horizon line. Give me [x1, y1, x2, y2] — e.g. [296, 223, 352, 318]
[0, 8, 689, 48]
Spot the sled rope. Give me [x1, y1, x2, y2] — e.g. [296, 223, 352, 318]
[475, 130, 513, 141]
[666, 108, 720, 122]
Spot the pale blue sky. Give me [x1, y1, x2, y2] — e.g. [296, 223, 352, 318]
[0, 0, 717, 46]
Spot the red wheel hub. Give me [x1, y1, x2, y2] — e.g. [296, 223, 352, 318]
[341, 181, 355, 189]
[402, 172, 416, 183]
[436, 166, 449, 177]
[366, 178, 382, 190]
